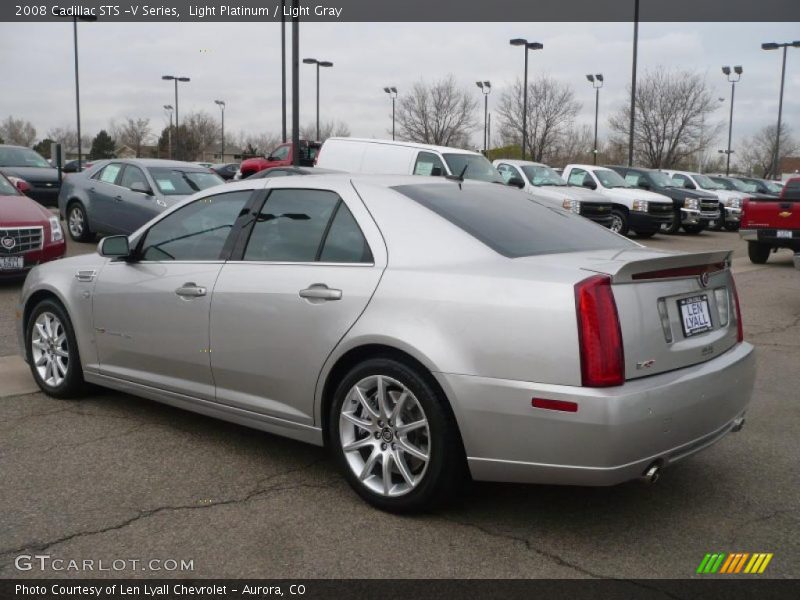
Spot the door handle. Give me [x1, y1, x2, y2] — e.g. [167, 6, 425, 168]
[114, 195, 123, 201]
[175, 282, 207, 298]
[299, 284, 342, 301]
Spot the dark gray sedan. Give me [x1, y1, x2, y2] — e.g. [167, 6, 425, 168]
[58, 159, 224, 241]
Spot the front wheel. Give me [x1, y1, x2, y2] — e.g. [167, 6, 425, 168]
[329, 358, 465, 512]
[661, 209, 682, 234]
[26, 299, 86, 398]
[609, 209, 629, 236]
[748, 241, 771, 265]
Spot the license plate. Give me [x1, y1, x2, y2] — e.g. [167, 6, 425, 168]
[678, 295, 713, 337]
[0, 256, 24, 270]
[777, 230, 792, 239]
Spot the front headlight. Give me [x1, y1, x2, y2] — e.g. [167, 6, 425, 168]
[561, 199, 581, 214]
[632, 199, 649, 212]
[48, 216, 63, 242]
[685, 198, 699, 211]
[729, 198, 741, 208]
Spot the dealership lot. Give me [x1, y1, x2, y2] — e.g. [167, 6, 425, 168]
[0, 230, 798, 579]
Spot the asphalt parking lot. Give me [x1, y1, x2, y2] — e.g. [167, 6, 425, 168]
[0, 228, 798, 579]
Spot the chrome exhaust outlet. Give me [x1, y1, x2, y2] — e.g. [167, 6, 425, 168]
[640, 462, 661, 484]
[731, 416, 745, 433]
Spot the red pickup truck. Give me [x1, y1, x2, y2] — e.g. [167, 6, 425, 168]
[236, 140, 321, 179]
[740, 177, 800, 265]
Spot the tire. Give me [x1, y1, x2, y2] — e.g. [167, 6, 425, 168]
[67, 201, 93, 242]
[662, 208, 682, 234]
[634, 231, 657, 238]
[747, 241, 771, 265]
[723, 221, 740, 232]
[329, 357, 465, 513]
[708, 204, 724, 231]
[26, 299, 86, 399]
[682, 223, 706, 235]
[609, 208, 629, 236]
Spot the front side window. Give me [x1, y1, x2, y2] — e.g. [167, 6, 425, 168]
[594, 169, 629, 189]
[567, 168, 588, 187]
[270, 145, 290, 160]
[414, 152, 446, 177]
[243, 189, 371, 263]
[496, 163, 521, 183]
[139, 191, 251, 261]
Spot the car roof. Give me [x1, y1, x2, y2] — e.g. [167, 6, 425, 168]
[324, 137, 481, 156]
[566, 164, 613, 171]
[110, 158, 211, 169]
[491, 159, 547, 167]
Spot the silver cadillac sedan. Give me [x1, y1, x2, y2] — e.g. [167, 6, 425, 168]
[17, 175, 755, 512]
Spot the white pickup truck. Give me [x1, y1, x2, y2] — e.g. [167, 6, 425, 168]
[493, 159, 614, 228]
[561, 164, 674, 236]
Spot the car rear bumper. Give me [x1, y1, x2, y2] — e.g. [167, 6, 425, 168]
[436, 341, 755, 486]
[740, 228, 800, 249]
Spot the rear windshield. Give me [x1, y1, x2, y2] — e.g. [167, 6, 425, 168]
[393, 183, 634, 258]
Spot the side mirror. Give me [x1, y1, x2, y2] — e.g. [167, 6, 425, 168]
[130, 181, 152, 195]
[98, 235, 130, 258]
[431, 166, 443, 177]
[507, 176, 526, 189]
[583, 179, 597, 190]
[683, 180, 695, 189]
[638, 178, 650, 190]
[15, 179, 31, 194]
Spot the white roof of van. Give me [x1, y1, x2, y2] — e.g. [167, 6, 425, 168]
[324, 137, 481, 156]
[564, 164, 614, 172]
[492, 159, 547, 167]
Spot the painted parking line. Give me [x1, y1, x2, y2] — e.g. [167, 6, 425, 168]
[0, 354, 37, 398]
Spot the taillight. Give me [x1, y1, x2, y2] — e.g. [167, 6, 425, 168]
[730, 275, 744, 342]
[575, 274, 625, 387]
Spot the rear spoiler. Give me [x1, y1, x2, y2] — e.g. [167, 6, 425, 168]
[585, 250, 733, 284]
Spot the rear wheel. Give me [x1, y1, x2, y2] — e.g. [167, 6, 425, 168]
[67, 202, 93, 242]
[26, 299, 86, 398]
[682, 223, 706, 235]
[609, 209, 629, 236]
[748, 241, 771, 265]
[723, 221, 740, 232]
[329, 358, 465, 512]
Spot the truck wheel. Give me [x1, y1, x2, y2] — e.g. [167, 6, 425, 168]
[610, 209, 629, 236]
[662, 208, 681, 234]
[682, 223, 706, 235]
[708, 205, 724, 231]
[748, 241, 771, 265]
[723, 221, 740, 232]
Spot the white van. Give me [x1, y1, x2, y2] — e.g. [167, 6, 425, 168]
[316, 138, 504, 183]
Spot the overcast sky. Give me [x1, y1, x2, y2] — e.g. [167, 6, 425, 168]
[1, 21, 798, 153]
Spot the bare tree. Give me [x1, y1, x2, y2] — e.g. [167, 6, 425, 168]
[235, 131, 281, 157]
[738, 124, 798, 178]
[608, 69, 724, 168]
[0, 116, 37, 146]
[111, 117, 153, 157]
[181, 111, 220, 160]
[547, 124, 597, 167]
[395, 75, 478, 147]
[300, 120, 351, 142]
[496, 76, 581, 163]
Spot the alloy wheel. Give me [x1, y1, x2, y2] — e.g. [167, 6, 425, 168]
[610, 214, 624, 233]
[31, 311, 69, 388]
[338, 375, 431, 497]
[68, 207, 84, 238]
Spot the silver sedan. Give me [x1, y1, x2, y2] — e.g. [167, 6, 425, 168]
[17, 175, 755, 512]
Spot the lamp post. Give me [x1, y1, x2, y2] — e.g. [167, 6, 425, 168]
[586, 74, 604, 165]
[762, 41, 800, 179]
[58, 13, 96, 171]
[214, 99, 226, 161]
[281, 0, 287, 143]
[476, 81, 491, 154]
[721, 65, 742, 176]
[509, 38, 543, 160]
[383, 87, 398, 140]
[628, 0, 639, 166]
[162, 75, 190, 160]
[302, 58, 333, 141]
[163, 105, 173, 159]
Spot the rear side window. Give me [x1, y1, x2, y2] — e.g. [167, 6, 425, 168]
[783, 180, 800, 201]
[97, 163, 122, 184]
[319, 204, 373, 263]
[393, 183, 635, 258]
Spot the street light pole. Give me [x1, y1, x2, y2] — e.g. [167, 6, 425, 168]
[281, 0, 287, 143]
[162, 75, 190, 160]
[476, 81, 491, 154]
[510, 39, 543, 160]
[291, 1, 300, 166]
[383, 87, 397, 140]
[62, 14, 96, 171]
[762, 41, 800, 179]
[628, 0, 639, 166]
[303, 58, 333, 141]
[163, 105, 174, 159]
[722, 65, 742, 176]
[586, 74, 604, 165]
[214, 100, 226, 161]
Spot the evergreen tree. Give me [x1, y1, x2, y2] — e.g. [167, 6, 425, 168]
[89, 130, 116, 160]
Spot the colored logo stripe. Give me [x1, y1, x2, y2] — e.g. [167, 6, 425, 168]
[698, 552, 773, 574]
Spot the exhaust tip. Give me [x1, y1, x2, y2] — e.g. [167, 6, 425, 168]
[640, 462, 661, 484]
[731, 416, 745, 433]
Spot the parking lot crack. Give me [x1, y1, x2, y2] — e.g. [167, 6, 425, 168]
[0, 458, 334, 562]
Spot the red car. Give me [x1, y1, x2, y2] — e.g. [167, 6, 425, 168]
[0, 173, 66, 277]
[740, 177, 800, 264]
[236, 140, 321, 178]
